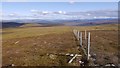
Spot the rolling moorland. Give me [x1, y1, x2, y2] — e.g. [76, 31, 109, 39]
[2, 19, 119, 66]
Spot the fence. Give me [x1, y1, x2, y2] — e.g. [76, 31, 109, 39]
[73, 29, 91, 61]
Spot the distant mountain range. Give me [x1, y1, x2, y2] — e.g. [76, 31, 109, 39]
[1, 18, 118, 28]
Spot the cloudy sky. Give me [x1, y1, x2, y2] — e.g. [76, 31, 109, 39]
[1, 2, 118, 20]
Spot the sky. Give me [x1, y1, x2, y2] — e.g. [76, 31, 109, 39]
[1, 0, 120, 2]
[1, 2, 118, 20]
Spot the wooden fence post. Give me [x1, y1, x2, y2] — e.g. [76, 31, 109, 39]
[77, 31, 80, 40]
[80, 32, 82, 46]
[87, 32, 90, 60]
[85, 30, 87, 40]
[75, 30, 77, 38]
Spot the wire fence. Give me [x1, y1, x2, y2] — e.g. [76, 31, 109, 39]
[73, 29, 91, 61]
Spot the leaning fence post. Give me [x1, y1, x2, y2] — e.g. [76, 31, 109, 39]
[87, 32, 90, 60]
[80, 32, 82, 46]
[77, 31, 80, 40]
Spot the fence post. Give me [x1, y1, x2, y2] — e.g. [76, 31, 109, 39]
[77, 31, 80, 40]
[80, 32, 82, 46]
[87, 32, 90, 60]
[85, 30, 87, 40]
[75, 30, 77, 38]
[73, 29, 75, 36]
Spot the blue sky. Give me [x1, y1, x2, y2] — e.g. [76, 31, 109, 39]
[1, 0, 119, 2]
[1, 2, 118, 20]
[2, 2, 118, 12]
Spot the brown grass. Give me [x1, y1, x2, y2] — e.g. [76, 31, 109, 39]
[2, 24, 118, 66]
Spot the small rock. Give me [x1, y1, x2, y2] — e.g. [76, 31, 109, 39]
[79, 61, 84, 64]
[15, 51, 19, 54]
[70, 54, 74, 56]
[12, 64, 15, 66]
[49, 54, 57, 59]
[26, 52, 29, 54]
[9, 57, 12, 59]
[66, 53, 70, 56]
[46, 53, 49, 56]
[35, 48, 37, 50]
[44, 41, 47, 44]
[33, 43, 37, 45]
[15, 41, 19, 44]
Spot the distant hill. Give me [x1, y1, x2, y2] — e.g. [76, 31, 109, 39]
[75, 19, 118, 26]
[1, 18, 118, 28]
[20, 23, 64, 27]
[2, 22, 64, 28]
[2, 22, 25, 28]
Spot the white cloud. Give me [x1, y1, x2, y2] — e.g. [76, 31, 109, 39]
[0, 12, 3, 16]
[42, 11, 49, 14]
[58, 11, 66, 14]
[30, 10, 51, 15]
[9, 14, 15, 16]
[93, 16, 117, 19]
[87, 13, 91, 16]
[69, 0, 75, 4]
[8, 13, 18, 16]
[93, 16, 97, 19]
[62, 11, 66, 14]
[30, 9, 38, 12]
[58, 11, 62, 14]
[2, 10, 118, 20]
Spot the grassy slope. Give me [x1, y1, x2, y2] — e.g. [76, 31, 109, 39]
[2, 26, 71, 40]
[3, 24, 118, 40]
[2, 26, 79, 66]
[2, 24, 118, 66]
